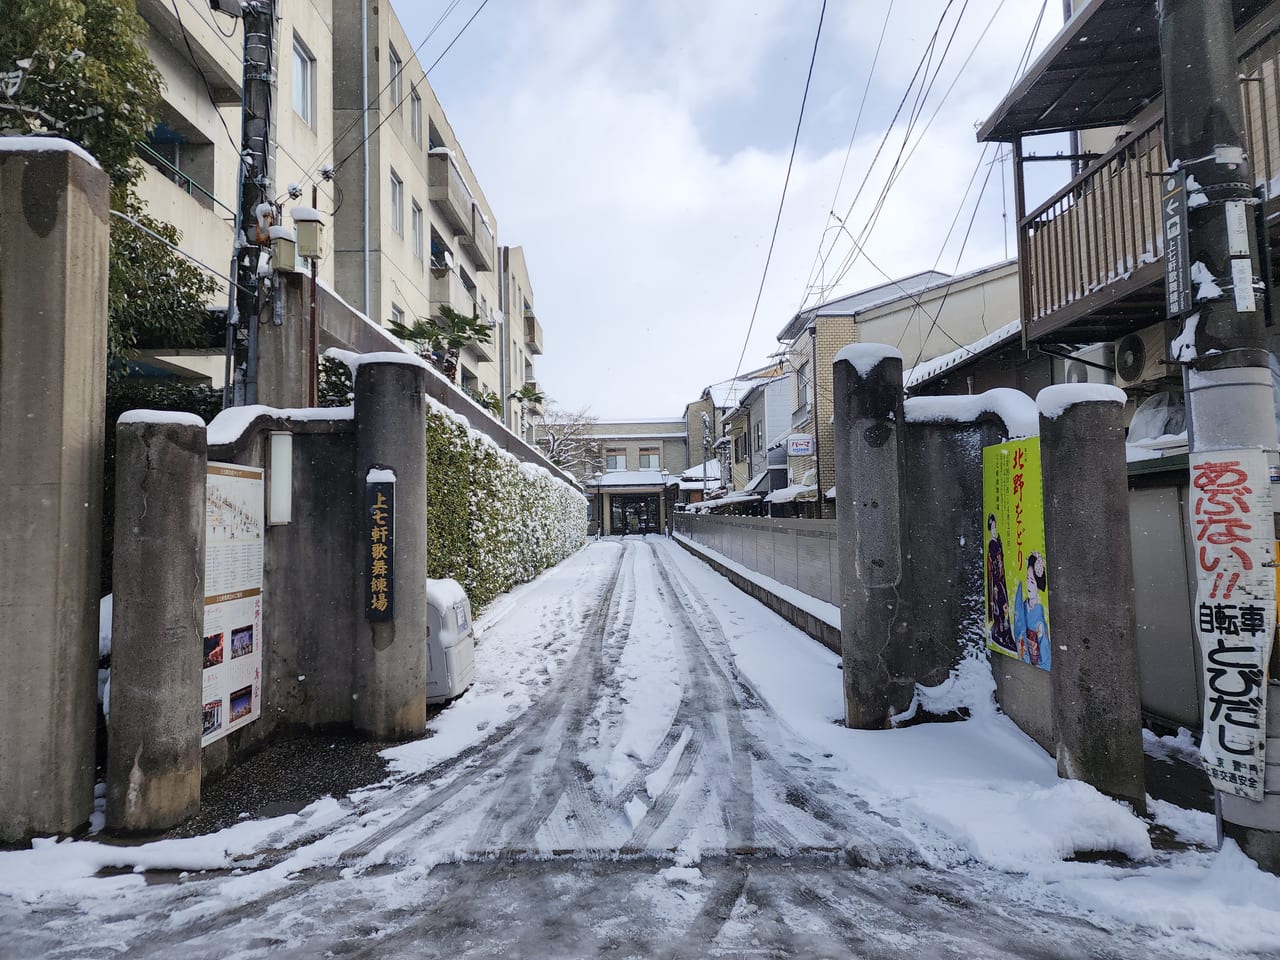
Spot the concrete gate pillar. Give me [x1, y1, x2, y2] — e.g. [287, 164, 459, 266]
[107, 415, 207, 832]
[1037, 385, 1146, 812]
[0, 143, 108, 841]
[832, 344, 911, 728]
[901, 403, 1012, 688]
[352, 357, 429, 738]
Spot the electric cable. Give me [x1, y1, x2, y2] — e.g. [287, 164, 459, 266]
[727, 0, 828, 389]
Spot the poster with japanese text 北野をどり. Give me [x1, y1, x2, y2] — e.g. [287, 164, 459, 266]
[1190, 448, 1277, 802]
[202, 463, 264, 747]
[982, 438, 1052, 672]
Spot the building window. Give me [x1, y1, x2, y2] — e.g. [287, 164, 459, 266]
[388, 44, 403, 107]
[639, 447, 660, 470]
[754, 420, 763, 452]
[292, 37, 316, 127]
[796, 361, 812, 410]
[390, 303, 404, 327]
[411, 200, 423, 261]
[733, 433, 747, 462]
[389, 169, 403, 234]
[605, 448, 626, 471]
[410, 87, 422, 145]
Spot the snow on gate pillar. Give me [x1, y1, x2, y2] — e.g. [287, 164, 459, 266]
[832, 344, 911, 728]
[352, 357, 429, 739]
[1037, 385, 1145, 812]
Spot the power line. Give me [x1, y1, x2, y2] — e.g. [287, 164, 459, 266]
[728, 0, 828, 387]
[168, 0, 240, 157]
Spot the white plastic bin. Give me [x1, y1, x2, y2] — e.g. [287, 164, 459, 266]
[426, 577, 476, 704]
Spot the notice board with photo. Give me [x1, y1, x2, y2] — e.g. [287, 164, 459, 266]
[202, 463, 265, 746]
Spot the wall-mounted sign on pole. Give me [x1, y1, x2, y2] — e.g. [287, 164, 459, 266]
[202, 463, 265, 746]
[1189, 448, 1277, 801]
[787, 434, 814, 457]
[366, 469, 396, 621]
[1163, 171, 1192, 318]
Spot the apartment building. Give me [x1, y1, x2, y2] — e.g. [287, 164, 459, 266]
[722, 374, 790, 496]
[130, 0, 541, 409]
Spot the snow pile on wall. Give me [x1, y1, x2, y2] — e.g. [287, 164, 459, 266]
[425, 397, 586, 610]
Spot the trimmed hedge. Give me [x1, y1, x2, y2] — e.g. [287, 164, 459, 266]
[425, 398, 587, 610]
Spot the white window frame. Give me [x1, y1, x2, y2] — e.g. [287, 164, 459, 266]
[388, 44, 403, 108]
[292, 36, 316, 127]
[410, 87, 422, 145]
[605, 449, 626, 471]
[638, 448, 660, 470]
[411, 200, 423, 261]
[389, 169, 403, 235]
[796, 361, 812, 409]
[390, 303, 404, 327]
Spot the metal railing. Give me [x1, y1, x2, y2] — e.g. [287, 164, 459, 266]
[136, 141, 235, 217]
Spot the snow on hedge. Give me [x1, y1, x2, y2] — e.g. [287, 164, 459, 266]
[425, 396, 586, 610]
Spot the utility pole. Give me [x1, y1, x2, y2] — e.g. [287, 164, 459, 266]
[1161, 0, 1280, 870]
[230, 0, 277, 406]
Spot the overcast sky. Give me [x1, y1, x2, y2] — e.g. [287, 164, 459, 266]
[393, 0, 1063, 419]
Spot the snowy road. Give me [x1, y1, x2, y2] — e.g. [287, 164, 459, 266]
[6, 538, 1280, 958]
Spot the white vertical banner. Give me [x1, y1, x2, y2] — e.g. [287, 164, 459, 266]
[202, 463, 265, 746]
[1190, 448, 1277, 801]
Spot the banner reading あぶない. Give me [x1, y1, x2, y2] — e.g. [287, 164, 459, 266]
[982, 438, 1052, 671]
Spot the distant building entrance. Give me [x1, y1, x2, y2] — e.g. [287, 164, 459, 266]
[610, 494, 661, 534]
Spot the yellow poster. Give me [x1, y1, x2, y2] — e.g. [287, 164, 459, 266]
[982, 438, 1051, 671]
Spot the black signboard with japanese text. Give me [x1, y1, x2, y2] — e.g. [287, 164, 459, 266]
[1163, 171, 1192, 319]
[365, 479, 395, 621]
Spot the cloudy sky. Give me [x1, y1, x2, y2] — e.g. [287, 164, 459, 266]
[394, 0, 1064, 418]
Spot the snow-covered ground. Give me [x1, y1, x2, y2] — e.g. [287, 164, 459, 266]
[4, 538, 1279, 958]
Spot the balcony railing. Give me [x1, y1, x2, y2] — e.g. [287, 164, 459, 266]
[461, 202, 495, 272]
[1019, 22, 1280, 338]
[428, 152, 472, 235]
[523, 309, 543, 355]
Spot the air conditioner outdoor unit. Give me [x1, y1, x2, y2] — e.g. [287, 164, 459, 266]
[1114, 324, 1172, 389]
[1057, 343, 1116, 385]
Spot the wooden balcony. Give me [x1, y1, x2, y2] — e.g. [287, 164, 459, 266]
[1012, 12, 1280, 343]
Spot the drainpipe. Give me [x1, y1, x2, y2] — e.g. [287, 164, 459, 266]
[498, 247, 509, 427]
[810, 324, 824, 518]
[361, 0, 371, 316]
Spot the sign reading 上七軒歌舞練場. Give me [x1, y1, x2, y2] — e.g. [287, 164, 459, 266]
[982, 438, 1052, 672]
[1163, 171, 1192, 319]
[1190, 448, 1277, 802]
[366, 480, 395, 621]
[202, 463, 265, 746]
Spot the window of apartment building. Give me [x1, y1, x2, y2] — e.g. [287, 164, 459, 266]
[754, 420, 764, 452]
[388, 44, 403, 107]
[605, 448, 627, 471]
[428, 119, 445, 151]
[460, 267, 477, 312]
[389, 169, 403, 234]
[733, 433, 747, 462]
[411, 200, 423, 261]
[410, 86, 422, 145]
[460, 366, 478, 393]
[796, 361, 812, 410]
[292, 36, 316, 127]
[638, 447, 660, 470]
[390, 303, 404, 327]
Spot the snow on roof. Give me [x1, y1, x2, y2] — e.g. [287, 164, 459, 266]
[706, 376, 761, 409]
[686, 490, 764, 512]
[903, 318, 1022, 390]
[764, 483, 818, 504]
[681, 458, 721, 480]
[678, 477, 725, 492]
[778, 270, 952, 341]
[591, 470, 672, 488]
[743, 470, 771, 493]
